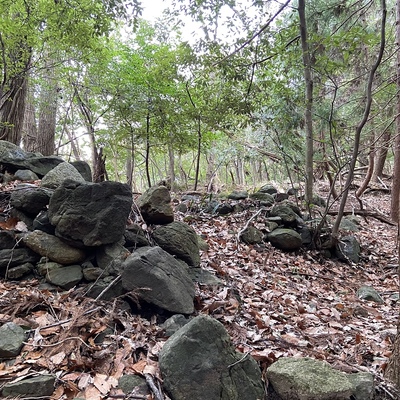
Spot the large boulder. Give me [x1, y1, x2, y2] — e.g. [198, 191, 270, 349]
[0, 140, 63, 176]
[268, 228, 302, 251]
[40, 162, 85, 189]
[137, 185, 174, 225]
[159, 314, 264, 400]
[22, 230, 87, 265]
[267, 357, 353, 400]
[70, 160, 92, 182]
[48, 179, 132, 247]
[152, 221, 200, 267]
[121, 246, 195, 314]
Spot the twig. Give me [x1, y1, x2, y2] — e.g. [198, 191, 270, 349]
[24, 336, 93, 348]
[228, 351, 250, 368]
[236, 209, 264, 245]
[144, 373, 164, 400]
[95, 275, 121, 301]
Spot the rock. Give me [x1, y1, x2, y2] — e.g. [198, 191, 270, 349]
[340, 217, 360, 232]
[259, 184, 278, 194]
[0, 230, 17, 250]
[0, 140, 63, 176]
[270, 203, 301, 227]
[356, 286, 384, 304]
[188, 268, 223, 286]
[46, 264, 83, 290]
[41, 161, 85, 189]
[273, 192, 289, 202]
[215, 203, 233, 215]
[2, 374, 55, 398]
[14, 169, 39, 181]
[48, 179, 132, 247]
[118, 375, 149, 397]
[6, 262, 34, 279]
[347, 372, 374, 400]
[159, 314, 264, 400]
[268, 228, 303, 251]
[82, 262, 104, 281]
[249, 191, 274, 205]
[33, 210, 55, 234]
[137, 185, 174, 225]
[228, 190, 248, 200]
[312, 194, 327, 207]
[152, 221, 200, 267]
[124, 224, 150, 249]
[0, 248, 39, 274]
[10, 185, 52, 216]
[96, 242, 130, 274]
[336, 235, 361, 263]
[22, 230, 87, 265]
[36, 260, 64, 276]
[162, 314, 191, 337]
[121, 246, 195, 314]
[85, 277, 125, 301]
[240, 226, 264, 245]
[267, 357, 353, 400]
[70, 160, 92, 182]
[0, 322, 25, 358]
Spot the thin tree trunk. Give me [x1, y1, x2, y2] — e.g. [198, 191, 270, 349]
[194, 115, 201, 191]
[168, 139, 176, 191]
[298, 0, 314, 204]
[332, 0, 386, 237]
[145, 110, 151, 188]
[372, 130, 390, 183]
[22, 76, 37, 152]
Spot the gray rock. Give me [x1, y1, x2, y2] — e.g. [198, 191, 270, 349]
[270, 203, 301, 227]
[6, 262, 34, 279]
[0, 248, 39, 274]
[118, 375, 149, 396]
[240, 226, 263, 244]
[356, 286, 384, 304]
[46, 264, 83, 290]
[137, 185, 174, 225]
[2, 374, 55, 397]
[153, 221, 200, 267]
[250, 191, 275, 205]
[36, 260, 64, 276]
[121, 246, 195, 314]
[336, 235, 361, 263]
[48, 179, 132, 247]
[215, 203, 234, 215]
[268, 228, 303, 251]
[14, 169, 39, 181]
[124, 224, 150, 249]
[188, 268, 223, 286]
[267, 357, 353, 400]
[70, 160, 92, 182]
[0, 140, 63, 176]
[228, 190, 248, 200]
[86, 277, 125, 301]
[10, 185, 52, 216]
[259, 184, 278, 194]
[197, 235, 209, 251]
[162, 314, 191, 337]
[96, 242, 130, 274]
[159, 315, 264, 400]
[340, 217, 360, 232]
[312, 194, 327, 207]
[40, 162, 85, 189]
[33, 210, 55, 234]
[0, 230, 17, 250]
[0, 322, 25, 358]
[22, 230, 87, 265]
[347, 372, 374, 400]
[273, 192, 289, 202]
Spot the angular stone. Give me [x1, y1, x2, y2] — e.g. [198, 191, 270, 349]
[152, 221, 200, 267]
[2, 374, 55, 398]
[0, 230, 17, 250]
[228, 190, 248, 200]
[46, 265, 83, 290]
[0, 322, 25, 358]
[14, 169, 39, 181]
[268, 228, 302, 251]
[240, 226, 263, 245]
[121, 246, 195, 314]
[124, 224, 150, 249]
[356, 286, 384, 304]
[48, 179, 132, 246]
[267, 357, 353, 400]
[10, 185, 52, 216]
[159, 315, 264, 400]
[41, 162, 85, 189]
[70, 160, 92, 182]
[137, 185, 174, 225]
[22, 230, 87, 265]
[250, 191, 274, 205]
[347, 372, 374, 400]
[336, 235, 361, 263]
[0, 248, 39, 274]
[259, 184, 278, 194]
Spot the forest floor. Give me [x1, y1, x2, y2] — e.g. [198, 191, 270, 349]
[0, 183, 399, 399]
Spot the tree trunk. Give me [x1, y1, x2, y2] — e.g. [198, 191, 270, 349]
[332, 0, 386, 237]
[22, 77, 38, 152]
[372, 130, 390, 183]
[37, 59, 58, 156]
[298, 0, 314, 204]
[145, 110, 152, 188]
[194, 115, 201, 191]
[168, 139, 176, 191]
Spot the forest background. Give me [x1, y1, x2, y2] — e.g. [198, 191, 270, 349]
[2, 0, 400, 390]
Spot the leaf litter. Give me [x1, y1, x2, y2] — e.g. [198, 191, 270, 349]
[0, 187, 398, 398]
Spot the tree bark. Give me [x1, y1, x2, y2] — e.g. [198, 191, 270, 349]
[298, 0, 314, 204]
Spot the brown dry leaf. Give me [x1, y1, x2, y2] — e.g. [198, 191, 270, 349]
[132, 359, 147, 374]
[84, 384, 102, 400]
[93, 373, 118, 395]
